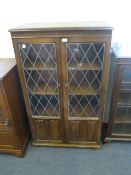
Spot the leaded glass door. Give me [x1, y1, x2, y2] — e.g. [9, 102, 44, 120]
[62, 40, 105, 143]
[18, 39, 63, 141]
[111, 66, 131, 136]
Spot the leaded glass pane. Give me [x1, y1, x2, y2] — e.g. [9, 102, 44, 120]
[18, 43, 60, 117]
[67, 43, 105, 118]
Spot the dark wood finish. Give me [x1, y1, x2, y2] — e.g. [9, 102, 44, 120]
[10, 22, 112, 148]
[9, 22, 112, 32]
[105, 54, 131, 142]
[0, 59, 29, 157]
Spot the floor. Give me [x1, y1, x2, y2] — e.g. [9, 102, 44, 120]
[0, 142, 131, 175]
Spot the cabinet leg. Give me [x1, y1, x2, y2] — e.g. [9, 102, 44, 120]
[15, 151, 25, 158]
[104, 139, 110, 144]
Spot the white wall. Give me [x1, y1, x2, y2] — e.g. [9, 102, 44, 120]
[0, 0, 131, 58]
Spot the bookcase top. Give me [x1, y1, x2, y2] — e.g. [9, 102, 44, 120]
[9, 21, 112, 32]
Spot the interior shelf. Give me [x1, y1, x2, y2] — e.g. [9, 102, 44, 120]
[29, 82, 58, 95]
[68, 86, 100, 95]
[25, 63, 56, 70]
[68, 64, 101, 71]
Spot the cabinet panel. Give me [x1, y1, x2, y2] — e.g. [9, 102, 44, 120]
[34, 119, 62, 141]
[68, 120, 97, 142]
[0, 132, 13, 146]
[0, 85, 14, 149]
[34, 120, 48, 140]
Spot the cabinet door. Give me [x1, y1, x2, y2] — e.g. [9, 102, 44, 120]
[61, 39, 106, 144]
[0, 85, 15, 149]
[110, 65, 131, 137]
[16, 39, 64, 142]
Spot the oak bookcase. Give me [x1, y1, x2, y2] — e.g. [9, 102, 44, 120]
[10, 22, 112, 148]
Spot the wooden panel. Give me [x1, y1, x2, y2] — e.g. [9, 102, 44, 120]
[48, 120, 61, 140]
[69, 121, 80, 141]
[87, 122, 97, 141]
[34, 120, 48, 140]
[69, 120, 97, 142]
[0, 86, 14, 149]
[0, 132, 12, 146]
[2, 67, 29, 148]
[0, 84, 9, 121]
[0, 60, 29, 157]
[34, 119, 62, 141]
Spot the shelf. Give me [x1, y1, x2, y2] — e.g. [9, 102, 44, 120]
[68, 64, 101, 71]
[25, 64, 56, 70]
[29, 84, 58, 95]
[68, 86, 100, 95]
[114, 120, 131, 124]
[117, 103, 131, 107]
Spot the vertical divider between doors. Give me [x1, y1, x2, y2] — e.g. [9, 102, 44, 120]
[60, 40, 69, 143]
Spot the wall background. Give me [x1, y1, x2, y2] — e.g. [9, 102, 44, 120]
[0, 0, 130, 58]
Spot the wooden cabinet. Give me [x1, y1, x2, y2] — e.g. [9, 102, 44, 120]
[0, 59, 29, 157]
[105, 43, 131, 142]
[10, 22, 112, 148]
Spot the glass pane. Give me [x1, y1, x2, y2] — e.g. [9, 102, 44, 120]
[118, 91, 131, 105]
[69, 95, 99, 117]
[18, 43, 60, 117]
[114, 106, 131, 123]
[121, 70, 131, 82]
[120, 82, 131, 90]
[67, 43, 105, 118]
[30, 94, 59, 116]
[112, 123, 131, 134]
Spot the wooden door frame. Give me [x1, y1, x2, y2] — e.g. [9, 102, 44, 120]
[11, 37, 65, 141]
[60, 37, 111, 144]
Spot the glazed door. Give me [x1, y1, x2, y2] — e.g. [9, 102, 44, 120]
[61, 39, 105, 144]
[110, 65, 131, 137]
[17, 39, 64, 142]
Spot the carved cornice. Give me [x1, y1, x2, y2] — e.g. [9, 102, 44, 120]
[11, 30, 112, 39]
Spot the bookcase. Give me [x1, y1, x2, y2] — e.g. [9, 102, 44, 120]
[105, 43, 131, 141]
[10, 22, 112, 148]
